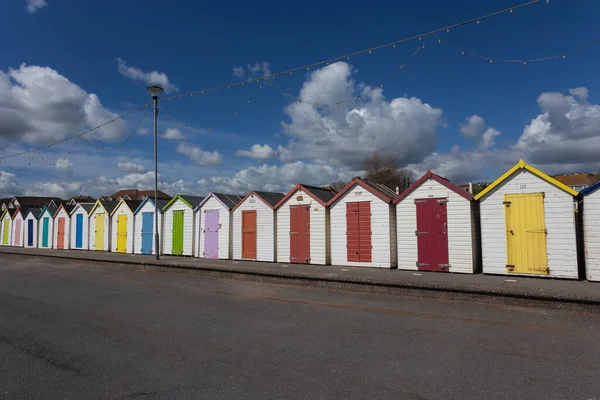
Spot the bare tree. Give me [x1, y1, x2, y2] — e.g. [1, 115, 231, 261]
[472, 182, 488, 196]
[363, 151, 412, 192]
[329, 181, 348, 192]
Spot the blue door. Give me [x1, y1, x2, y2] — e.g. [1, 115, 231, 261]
[75, 214, 83, 249]
[27, 219, 34, 246]
[141, 212, 154, 254]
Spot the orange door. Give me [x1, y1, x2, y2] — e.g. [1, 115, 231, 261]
[242, 210, 257, 259]
[57, 217, 65, 249]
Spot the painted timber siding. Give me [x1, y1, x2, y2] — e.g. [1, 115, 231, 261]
[12, 213, 24, 247]
[52, 208, 70, 250]
[233, 196, 275, 262]
[24, 213, 38, 248]
[163, 199, 195, 256]
[110, 204, 135, 253]
[197, 197, 231, 259]
[134, 202, 163, 255]
[276, 189, 328, 265]
[396, 178, 476, 273]
[70, 206, 89, 250]
[38, 210, 54, 249]
[89, 207, 111, 251]
[1, 213, 11, 246]
[330, 185, 397, 268]
[479, 169, 577, 278]
[582, 190, 600, 281]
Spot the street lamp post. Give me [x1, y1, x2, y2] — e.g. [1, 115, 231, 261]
[147, 85, 163, 260]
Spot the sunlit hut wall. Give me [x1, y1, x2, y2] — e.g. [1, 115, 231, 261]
[37, 206, 56, 249]
[195, 193, 244, 260]
[110, 200, 141, 254]
[52, 204, 73, 250]
[133, 197, 168, 256]
[23, 208, 40, 248]
[0, 209, 12, 246]
[475, 160, 579, 279]
[69, 203, 94, 251]
[162, 195, 204, 257]
[11, 208, 25, 248]
[578, 181, 600, 281]
[89, 201, 118, 252]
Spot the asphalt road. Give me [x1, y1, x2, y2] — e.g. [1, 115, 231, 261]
[0, 254, 599, 400]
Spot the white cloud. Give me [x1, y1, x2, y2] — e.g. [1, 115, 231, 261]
[26, 0, 47, 13]
[568, 87, 588, 102]
[232, 62, 271, 80]
[0, 64, 128, 144]
[55, 158, 73, 170]
[460, 115, 485, 138]
[116, 58, 178, 93]
[176, 143, 223, 166]
[0, 170, 21, 197]
[279, 62, 444, 169]
[117, 162, 145, 173]
[162, 127, 185, 140]
[138, 127, 149, 135]
[235, 144, 277, 161]
[480, 128, 501, 150]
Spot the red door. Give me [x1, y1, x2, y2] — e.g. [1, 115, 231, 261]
[290, 205, 310, 264]
[57, 217, 65, 249]
[242, 210, 257, 259]
[346, 202, 372, 262]
[415, 198, 449, 272]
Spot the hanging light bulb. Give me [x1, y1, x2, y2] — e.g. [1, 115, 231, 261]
[461, 50, 465, 55]
[562, 53, 566, 59]
[523, 60, 527, 66]
[489, 59, 494, 64]
[510, 8, 513, 13]
[369, 50, 372, 54]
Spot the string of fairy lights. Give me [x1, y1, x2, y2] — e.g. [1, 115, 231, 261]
[1, 0, 599, 172]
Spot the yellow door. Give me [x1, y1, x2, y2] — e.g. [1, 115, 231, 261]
[504, 193, 548, 274]
[117, 214, 127, 253]
[95, 213, 104, 250]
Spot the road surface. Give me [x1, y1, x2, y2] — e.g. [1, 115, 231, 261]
[0, 254, 599, 399]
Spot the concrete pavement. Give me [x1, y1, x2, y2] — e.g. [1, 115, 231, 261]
[0, 247, 599, 311]
[1, 255, 600, 399]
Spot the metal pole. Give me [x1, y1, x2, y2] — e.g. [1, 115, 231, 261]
[153, 95, 160, 260]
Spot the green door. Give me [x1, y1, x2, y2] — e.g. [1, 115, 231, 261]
[42, 217, 49, 247]
[2, 219, 9, 245]
[172, 210, 184, 255]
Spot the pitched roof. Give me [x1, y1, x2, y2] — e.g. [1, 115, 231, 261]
[474, 159, 579, 200]
[12, 196, 63, 208]
[579, 180, 600, 196]
[275, 184, 337, 209]
[164, 194, 205, 210]
[24, 207, 42, 219]
[394, 170, 473, 204]
[40, 205, 58, 217]
[109, 189, 171, 201]
[11, 208, 24, 219]
[327, 178, 398, 205]
[133, 197, 170, 214]
[55, 203, 75, 217]
[552, 173, 598, 188]
[124, 200, 143, 213]
[196, 192, 244, 211]
[68, 195, 96, 202]
[232, 190, 286, 211]
[76, 203, 95, 214]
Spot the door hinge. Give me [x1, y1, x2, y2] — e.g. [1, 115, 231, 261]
[506, 264, 515, 271]
[503, 201, 511, 207]
[439, 264, 450, 270]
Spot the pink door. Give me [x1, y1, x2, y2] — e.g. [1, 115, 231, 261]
[14, 219, 21, 246]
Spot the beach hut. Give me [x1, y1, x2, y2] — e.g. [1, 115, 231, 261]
[38, 205, 57, 249]
[11, 208, 25, 247]
[232, 191, 285, 262]
[109, 199, 142, 253]
[327, 179, 398, 268]
[578, 181, 600, 281]
[275, 184, 337, 265]
[475, 160, 579, 279]
[69, 203, 94, 250]
[53, 204, 74, 250]
[0, 209, 11, 246]
[162, 194, 204, 256]
[195, 193, 244, 260]
[133, 197, 169, 255]
[88, 200, 119, 251]
[24, 208, 41, 248]
[394, 171, 480, 273]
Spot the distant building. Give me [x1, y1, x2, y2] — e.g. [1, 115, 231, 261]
[66, 195, 96, 206]
[552, 173, 598, 192]
[8, 196, 63, 210]
[102, 189, 172, 201]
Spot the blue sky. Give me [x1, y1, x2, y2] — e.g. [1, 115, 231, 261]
[1, 0, 600, 198]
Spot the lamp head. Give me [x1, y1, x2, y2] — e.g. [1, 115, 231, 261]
[147, 85, 164, 98]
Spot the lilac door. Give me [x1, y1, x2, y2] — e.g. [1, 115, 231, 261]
[204, 209, 219, 259]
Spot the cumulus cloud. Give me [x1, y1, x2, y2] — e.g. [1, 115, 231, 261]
[460, 115, 485, 138]
[0, 170, 21, 197]
[232, 62, 271, 79]
[279, 62, 444, 169]
[0, 64, 127, 144]
[55, 158, 73, 170]
[176, 143, 223, 166]
[235, 144, 277, 161]
[117, 162, 145, 173]
[162, 127, 185, 140]
[138, 127, 149, 135]
[26, 0, 47, 13]
[116, 58, 178, 93]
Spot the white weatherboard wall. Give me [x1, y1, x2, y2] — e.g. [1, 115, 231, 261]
[583, 190, 600, 281]
[163, 199, 195, 256]
[12, 213, 24, 247]
[396, 178, 476, 273]
[70, 206, 89, 250]
[0, 213, 12, 246]
[276, 189, 329, 265]
[134, 203, 163, 255]
[197, 197, 231, 259]
[38, 210, 54, 249]
[89, 206, 111, 251]
[52, 208, 70, 249]
[233, 196, 276, 262]
[24, 213, 38, 248]
[111, 204, 135, 253]
[480, 169, 577, 278]
[330, 185, 397, 268]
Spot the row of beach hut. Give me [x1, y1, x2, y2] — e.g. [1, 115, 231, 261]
[2, 160, 600, 282]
